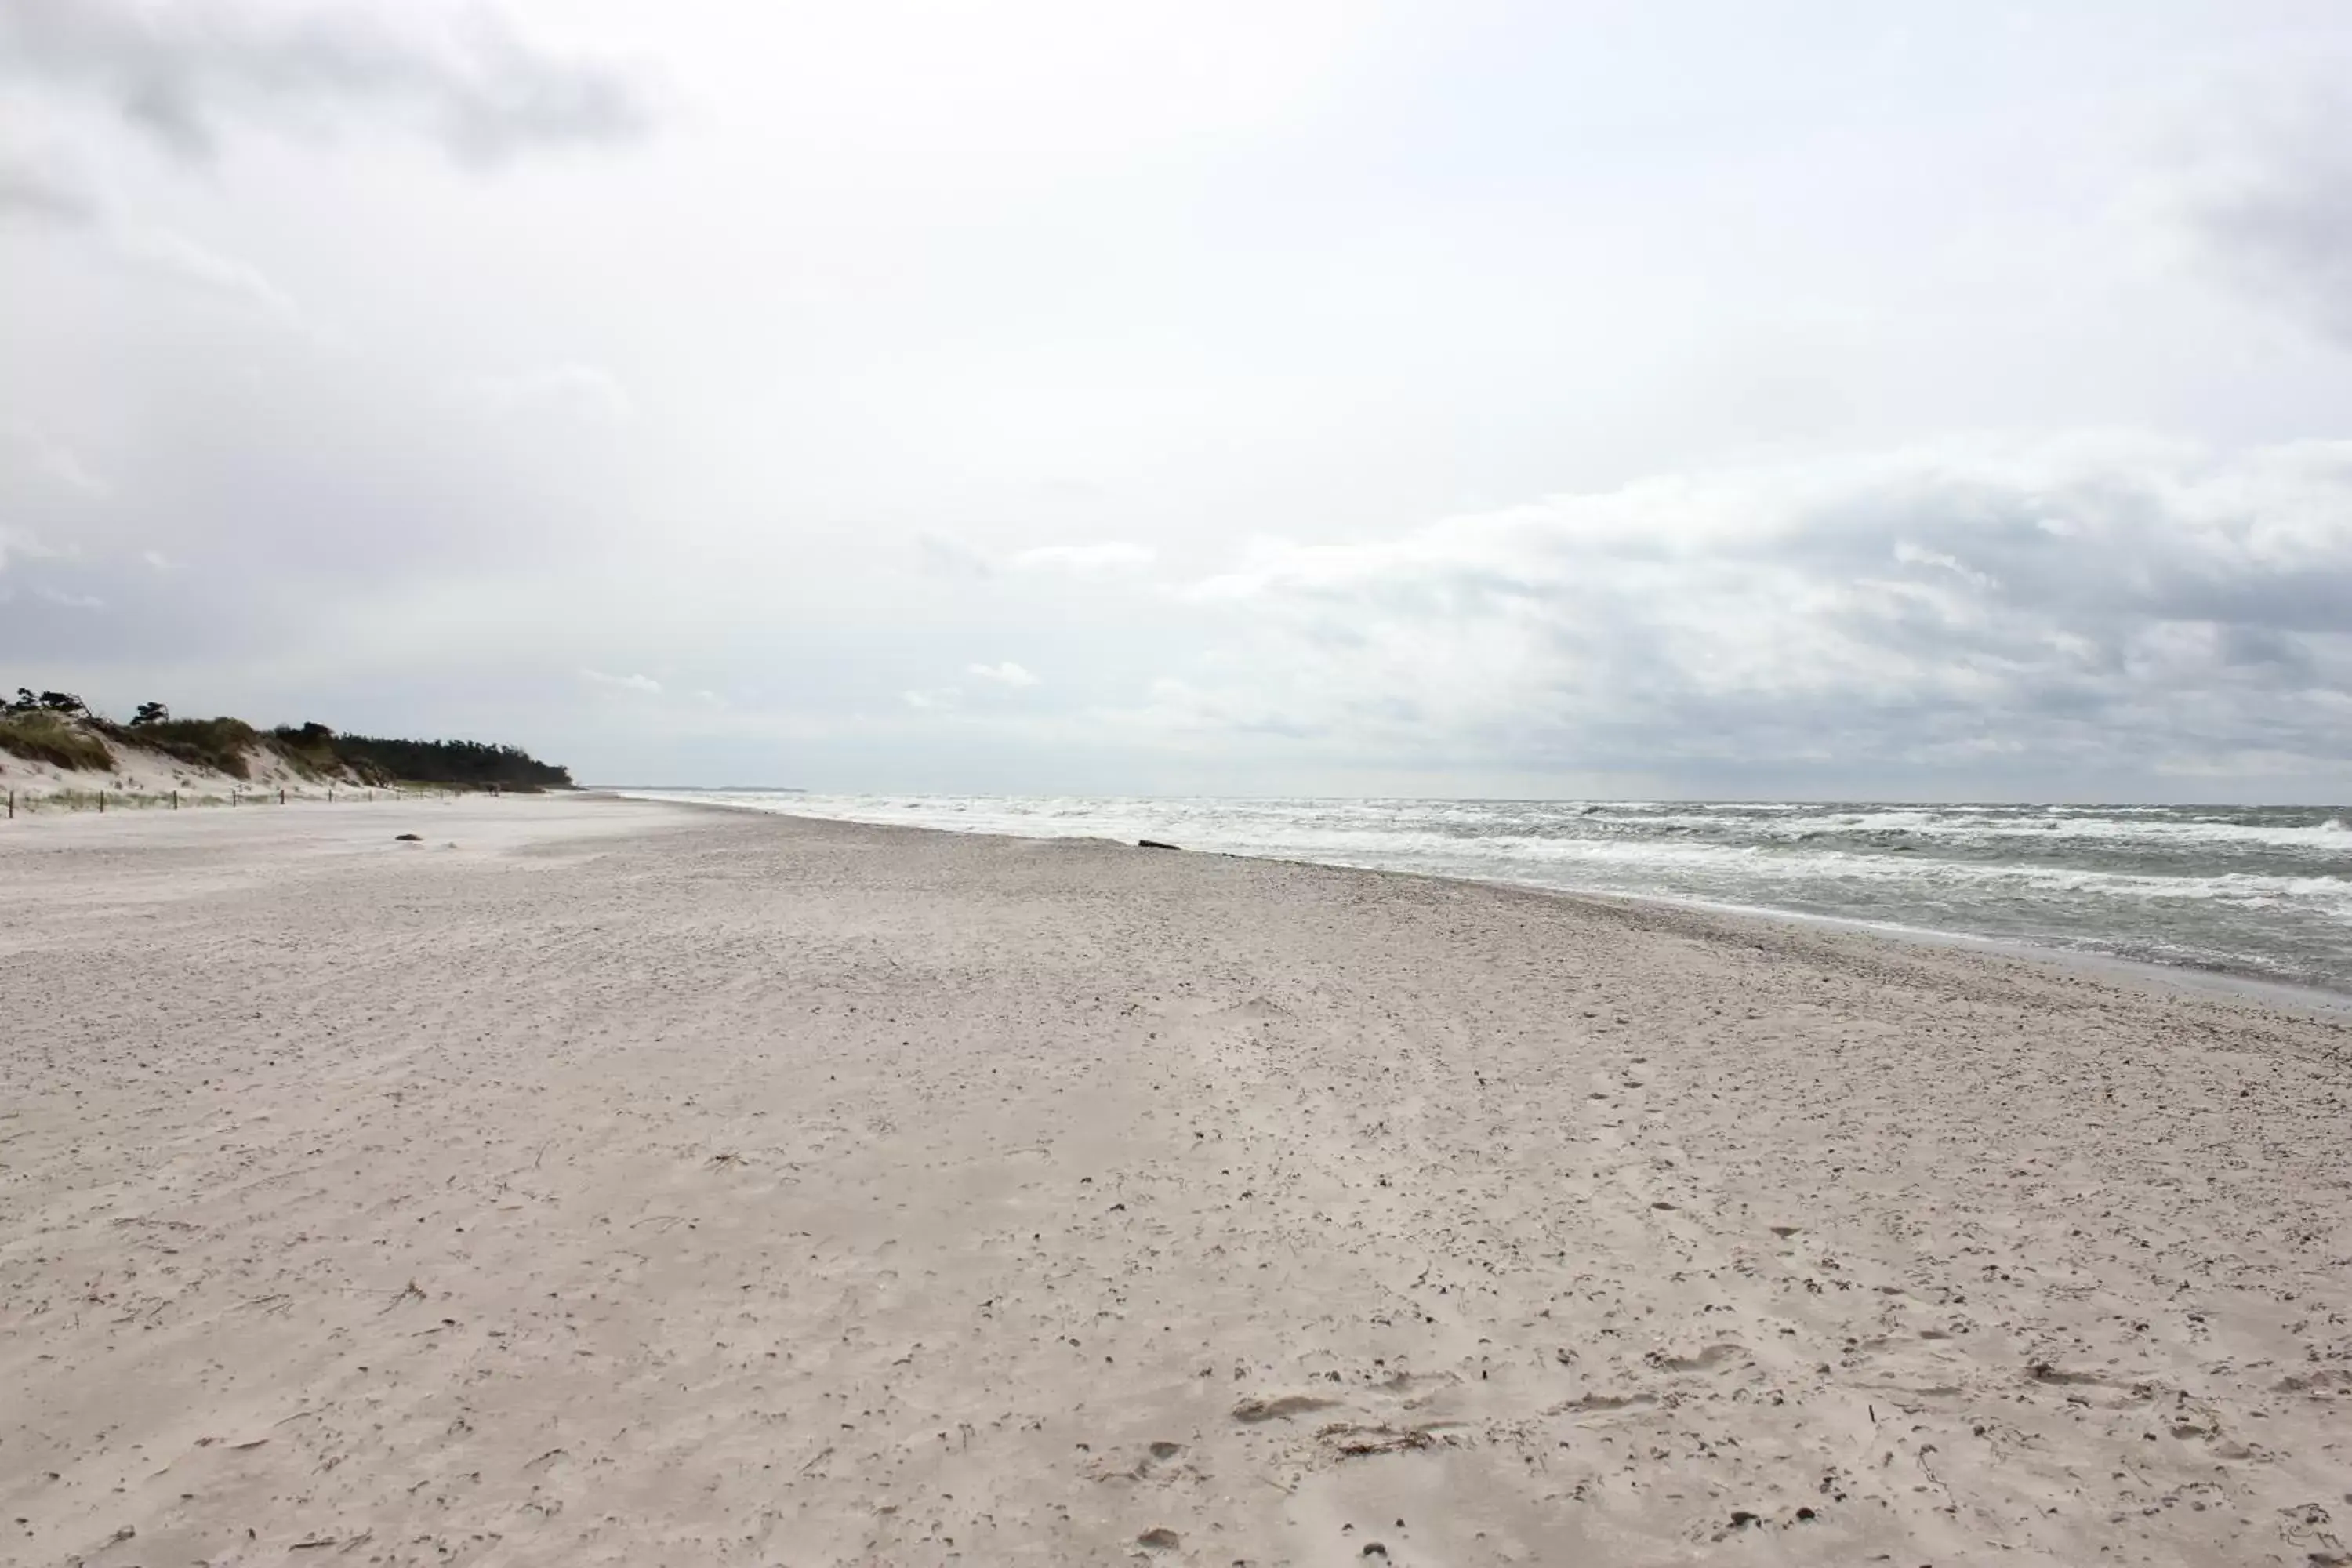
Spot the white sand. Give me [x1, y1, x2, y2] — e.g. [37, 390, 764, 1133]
[3, 798, 2348, 1566]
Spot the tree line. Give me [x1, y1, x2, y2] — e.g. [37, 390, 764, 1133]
[288, 724, 574, 790]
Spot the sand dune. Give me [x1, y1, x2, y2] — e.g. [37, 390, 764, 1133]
[0, 728, 361, 810]
[2, 798, 2347, 1566]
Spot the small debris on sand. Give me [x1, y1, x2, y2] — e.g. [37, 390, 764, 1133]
[1316, 1422, 1439, 1458]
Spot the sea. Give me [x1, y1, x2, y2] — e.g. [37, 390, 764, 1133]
[619, 793, 2352, 997]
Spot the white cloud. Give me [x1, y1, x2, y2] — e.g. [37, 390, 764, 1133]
[459, 363, 634, 424]
[141, 550, 178, 570]
[34, 583, 104, 609]
[1008, 542, 1156, 575]
[0, 425, 110, 499]
[0, 147, 306, 333]
[0, 521, 56, 574]
[965, 660, 1040, 688]
[917, 539, 1159, 580]
[579, 666, 660, 694]
[121, 227, 305, 330]
[902, 687, 959, 710]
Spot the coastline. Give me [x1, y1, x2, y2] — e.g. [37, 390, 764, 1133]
[5, 797, 2348, 1566]
[608, 789, 2352, 1018]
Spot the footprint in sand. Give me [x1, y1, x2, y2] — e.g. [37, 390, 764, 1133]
[1645, 1343, 1744, 1374]
[1555, 1391, 1658, 1413]
[1232, 1393, 1339, 1424]
[1131, 1441, 1188, 1480]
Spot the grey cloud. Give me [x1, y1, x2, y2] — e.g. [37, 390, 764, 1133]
[915, 533, 993, 579]
[0, 142, 95, 223]
[0, 0, 654, 165]
[1162, 438, 2352, 788]
[2170, 83, 2352, 348]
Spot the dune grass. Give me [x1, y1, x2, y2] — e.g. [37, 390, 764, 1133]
[0, 711, 115, 772]
[100, 717, 263, 779]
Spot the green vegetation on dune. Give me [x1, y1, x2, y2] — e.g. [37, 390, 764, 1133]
[0, 710, 115, 772]
[267, 722, 360, 782]
[100, 715, 264, 779]
[2, 688, 573, 791]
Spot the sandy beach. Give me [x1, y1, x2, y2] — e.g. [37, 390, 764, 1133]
[3, 797, 2348, 1568]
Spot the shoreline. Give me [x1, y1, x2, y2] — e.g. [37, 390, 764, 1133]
[605, 789, 2352, 1018]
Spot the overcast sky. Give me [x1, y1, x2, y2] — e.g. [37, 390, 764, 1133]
[4, 0, 2350, 799]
